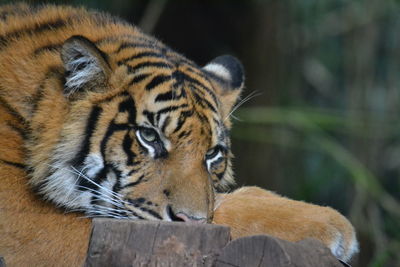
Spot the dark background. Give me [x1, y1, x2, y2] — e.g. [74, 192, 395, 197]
[2, 0, 400, 266]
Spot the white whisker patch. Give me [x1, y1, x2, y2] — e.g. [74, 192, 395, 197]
[84, 154, 104, 178]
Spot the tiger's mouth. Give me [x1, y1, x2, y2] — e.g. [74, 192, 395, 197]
[165, 205, 207, 223]
[166, 205, 185, 222]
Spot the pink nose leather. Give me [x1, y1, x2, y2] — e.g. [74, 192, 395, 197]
[175, 213, 207, 223]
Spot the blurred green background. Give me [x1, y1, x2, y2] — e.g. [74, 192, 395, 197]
[2, 0, 400, 266]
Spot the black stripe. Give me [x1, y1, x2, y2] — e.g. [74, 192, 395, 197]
[127, 168, 139, 176]
[122, 132, 137, 166]
[32, 34, 114, 56]
[161, 116, 171, 133]
[171, 70, 219, 107]
[88, 166, 109, 197]
[127, 198, 162, 219]
[118, 96, 137, 124]
[109, 166, 122, 195]
[192, 91, 217, 113]
[172, 70, 185, 85]
[186, 66, 208, 78]
[139, 207, 162, 220]
[146, 75, 172, 91]
[0, 18, 69, 48]
[117, 51, 165, 65]
[173, 110, 194, 133]
[100, 121, 130, 160]
[126, 62, 173, 74]
[143, 110, 155, 126]
[203, 98, 218, 113]
[129, 74, 150, 86]
[33, 44, 62, 55]
[178, 130, 191, 139]
[195, 112, 210, 124]
[155, 104, 189, 117]
[184, 75, 219, 107]
[6, 121, 28, 140]
[95, 90, 130, 105]
[190, 83, 219, 109]
[215, 170, 226, 180]
[155, 91, 174, 102]
[0, 95, 26, 123]
[72, 106, 103, 167]
[121, 174, 145, 189]
[80, 165, 108, 192]
[130, 211, 145, 220]
[115, 42, 160, 53]
[31, 84, 45, 115]
[0, 159, 26, 169]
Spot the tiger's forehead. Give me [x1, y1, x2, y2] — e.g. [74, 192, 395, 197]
[109, 41, 227, 146]
[123, 63, 225, 147]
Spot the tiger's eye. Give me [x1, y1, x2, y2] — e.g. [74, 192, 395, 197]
[140, 128, 158, 142]
[206, 147, 217, 158]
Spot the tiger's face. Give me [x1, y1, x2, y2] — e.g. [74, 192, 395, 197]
[32, 36, 243, 223]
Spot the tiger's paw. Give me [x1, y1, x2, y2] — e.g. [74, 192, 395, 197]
[212, 186, 359, 263]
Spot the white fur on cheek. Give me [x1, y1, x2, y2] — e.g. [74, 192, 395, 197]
[84, 153, 104, 177]
[39, 151, 105, 210]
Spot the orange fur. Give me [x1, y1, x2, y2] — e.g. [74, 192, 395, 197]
[0, 103, 90, 266]
[214, 187, 358, 262]
[0, 4, 357, 266]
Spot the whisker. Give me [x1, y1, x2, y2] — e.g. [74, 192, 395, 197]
[87, 210, 126, 218]
[87, 207, 130, 219]
[75, 185, 127, 208]
[230, 114, 242, 122]
[45, 163, 130, 208]
[81, 212, 127, 220]
[91, 204, 127, 215]
[70, 166, 128, 204]
[224, 90, 262, 121]
[44, 164, 158, 221]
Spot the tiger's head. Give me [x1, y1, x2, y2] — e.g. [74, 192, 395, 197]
[29, 35, 243, 223]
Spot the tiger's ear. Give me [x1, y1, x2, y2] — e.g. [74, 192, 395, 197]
[203, 55, 244, 120]
[61, 35, 111, 96]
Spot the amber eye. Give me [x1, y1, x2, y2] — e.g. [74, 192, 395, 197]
[139, 128, 158, 143]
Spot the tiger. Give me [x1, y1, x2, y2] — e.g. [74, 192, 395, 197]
[0, 3, 358, 266]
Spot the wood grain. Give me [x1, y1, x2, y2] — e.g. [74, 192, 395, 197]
[85, 219, 230, 266]
[85, 218, 344, 267]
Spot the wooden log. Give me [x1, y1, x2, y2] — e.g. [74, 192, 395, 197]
[85, 219, 230, 266]
[215, 235, 342, 267]
[85, 218, 344, 267]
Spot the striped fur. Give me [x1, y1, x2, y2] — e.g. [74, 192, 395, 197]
[0, 4, 357, 265]
[0, 4, 243, 223]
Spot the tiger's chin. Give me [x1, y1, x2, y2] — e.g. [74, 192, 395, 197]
[213, 186, 359, 263]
